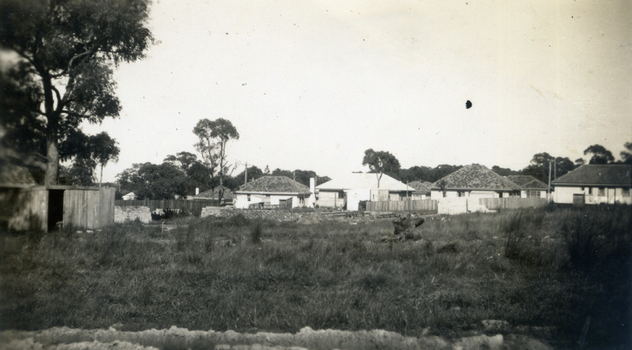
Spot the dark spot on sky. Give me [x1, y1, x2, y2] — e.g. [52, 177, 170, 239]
[466, 100, 472, 109]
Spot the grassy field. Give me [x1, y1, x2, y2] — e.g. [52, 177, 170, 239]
[1, 205, 630, 349]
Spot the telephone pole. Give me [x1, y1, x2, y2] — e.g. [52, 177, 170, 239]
[547, 160, 553, 201]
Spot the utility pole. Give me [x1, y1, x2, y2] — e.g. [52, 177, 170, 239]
[547, 160, 552, 201]
[245, 162, 248, 184]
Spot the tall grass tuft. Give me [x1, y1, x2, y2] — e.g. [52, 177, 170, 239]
[251, 223, 263, 244]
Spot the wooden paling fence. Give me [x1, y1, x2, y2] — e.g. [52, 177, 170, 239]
[366, 200, 438, 213]
[478, 197, 548, 210]
[64, 188, 115, 230]
[115, 199, 220, 217]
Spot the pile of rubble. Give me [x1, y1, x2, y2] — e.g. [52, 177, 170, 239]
[201, 207, 307, 222]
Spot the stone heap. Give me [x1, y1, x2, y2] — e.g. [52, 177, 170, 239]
[114, 206, 151, 224]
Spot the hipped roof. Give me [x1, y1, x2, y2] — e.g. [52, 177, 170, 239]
[237, 176, 310, 194]
[431, 164, 521, 191]
[316, 173, 414, 191]
[408, 180, 433, 194]
[552, 164, 632, 186]
[506, 175, 548, 190]
[194, 186, 235, 199]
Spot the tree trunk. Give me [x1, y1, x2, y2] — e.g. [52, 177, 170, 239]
[45, 136, 59, 186]
[100, 164, 103, 187]
[43, 74, 59, 186]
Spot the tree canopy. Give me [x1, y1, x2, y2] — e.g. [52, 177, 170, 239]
[584, 144, 615, 164]
[362, 149, 401, 188]
[621, 142, 632, 165]
[116, 162, 193, 200]
[0, 0, 154, 185]
[193, 118, 239, 190]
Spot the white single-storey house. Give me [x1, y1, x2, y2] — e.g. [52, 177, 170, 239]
[122, 192, 136, 200]
[316, 173, 414, 211]
[552, 164, 631, 205]
[430, 164, 522, 200]
[234, 176, 312, 209]
[505, 175, 548, 198]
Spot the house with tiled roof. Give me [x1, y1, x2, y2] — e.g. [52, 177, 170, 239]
[506, 175, 548, 199]
[234, 176, 312, 209]
[316, 173, 414, 210]
[191, 185, 234, 204]
[551, 164, 631, 204]
[408, 180, 433, 200]
[430, 164, 522, 200]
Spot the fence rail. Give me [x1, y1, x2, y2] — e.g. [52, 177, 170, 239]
[479, 197, 548, 210]
[115, 199, 220, 217]
[366, 200, 438, 213]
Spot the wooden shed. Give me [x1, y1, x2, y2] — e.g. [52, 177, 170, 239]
[1, 185, 115, 232]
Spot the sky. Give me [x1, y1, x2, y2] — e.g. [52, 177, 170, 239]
[81, 0, 632, 183]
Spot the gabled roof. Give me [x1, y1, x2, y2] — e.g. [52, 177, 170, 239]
[316, 173, 413, 191]
[123, 192, 135, 197]
[552, 164, 632, 187]
[237, 176, 310, 194]
[408, 180, 433, 194]
[194, 186, 235, 200]
[506, 175, 548, 190]
[431, 164, 521, 191]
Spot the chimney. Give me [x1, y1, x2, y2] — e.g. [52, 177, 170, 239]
[195, 187, 199, 195]
[308, 177, 316, 207]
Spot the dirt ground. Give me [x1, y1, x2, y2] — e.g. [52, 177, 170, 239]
[0, 326, 553, 350]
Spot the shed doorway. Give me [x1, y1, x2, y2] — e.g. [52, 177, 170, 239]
[47, 189, 64, 232]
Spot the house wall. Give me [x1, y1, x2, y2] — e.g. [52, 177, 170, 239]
[317, 190, 345, 208]
[370, 189, 389, 201]
[346, 189, 371, 211]
[235, 193, 305, 209]
[555, 186, 632, 205]
[520, 190, 547, 199]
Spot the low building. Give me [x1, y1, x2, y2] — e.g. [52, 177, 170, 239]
[234, 176, 312, 209]
[122, 192, 136, 200]
[408, 181, 433, 200]
[316, 173, 414, 211]
[552, 164, 631, 205]
[506, 175, 548, 198]
[430, 164, 522, 200]
[191, 185, 235, 205]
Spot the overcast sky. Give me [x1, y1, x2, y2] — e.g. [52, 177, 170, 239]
[82, 0, 632, 182]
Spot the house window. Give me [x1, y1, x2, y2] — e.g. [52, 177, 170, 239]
[247, 194, 251, 201]
[527, 190, 540, 198]
[598, 187, 605, 196]
[588, 187, 592, 195]
[623, 188, 630, 197]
